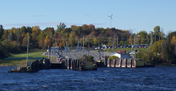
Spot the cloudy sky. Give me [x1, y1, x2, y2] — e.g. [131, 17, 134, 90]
[1, 0, 176, 34]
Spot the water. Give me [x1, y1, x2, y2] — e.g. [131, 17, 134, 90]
[0, 66, 176, 91]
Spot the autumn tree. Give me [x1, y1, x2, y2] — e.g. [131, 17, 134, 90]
[31, 26, 41, 48]
[44, 35, 52, 47]
[129, 35, 132, 44]
[68, 31, 76, 47]
[38, 33, 46, 49]
[171, 36, 176, 45]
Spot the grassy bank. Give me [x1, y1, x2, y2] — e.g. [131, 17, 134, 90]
[0, 49, 48, 66]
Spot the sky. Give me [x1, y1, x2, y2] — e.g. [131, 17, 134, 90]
[0, 0, 176, 34]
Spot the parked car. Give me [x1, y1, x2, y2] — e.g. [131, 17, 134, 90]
[116, 46, 120, 48]
[119, 46, 123, 48]
[128, 45, 131, 48]
[117, 50, 126, 53]
[107, 46, 112, 48]
[132, 45, 139, 48]
[144, 45, 149, 48]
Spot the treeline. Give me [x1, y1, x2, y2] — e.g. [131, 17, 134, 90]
[137, 31, 176, 64]
[0, 23, 132, 58]
[0, 23, 175, 65]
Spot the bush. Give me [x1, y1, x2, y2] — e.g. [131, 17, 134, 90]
[108, 55, 118, 60]
[77, 55, 94, 64]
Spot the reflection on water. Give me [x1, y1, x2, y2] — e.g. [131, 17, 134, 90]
[0, 66, 176, 91]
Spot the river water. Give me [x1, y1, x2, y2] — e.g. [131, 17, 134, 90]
[0, 66, 176, 91]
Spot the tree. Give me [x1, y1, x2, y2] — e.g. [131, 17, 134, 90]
[154, 26, 160, 42]
[1, 39, 13, 56]
[44, 35, 52, 47]
[136, 35, 140, 45]
[68, 31, 76, 47]
[38, 33, 46, 49]
[129, 35, 132, 44]
[43, 27, 54, 35]
[0, 40, 5, 58]
[31, 26, 41, 48]
[16, 29, 21, 46]
[57, 22, 66, 32]
[1, 30, 9, 40]
[93, 37, 98, 46]
[150, 40, 165, 54]
[171, 36, 176, 45]
[20, 26, 27, 34]
[137, 31, 147, 44]
[149, 40, 165, 64]
[9, 30, 15, 41]
[0, 25, 4, 40]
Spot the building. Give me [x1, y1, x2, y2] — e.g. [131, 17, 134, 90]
[110, 52, 131, 58]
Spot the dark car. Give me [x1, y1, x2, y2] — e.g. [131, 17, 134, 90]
[128, 45, 131, 48]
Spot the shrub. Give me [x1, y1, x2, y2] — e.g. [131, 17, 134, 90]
[77, 55, 94, 64]
[108, 55, 118, 60]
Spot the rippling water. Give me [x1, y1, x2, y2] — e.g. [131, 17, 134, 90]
[0, 66, 176, 91]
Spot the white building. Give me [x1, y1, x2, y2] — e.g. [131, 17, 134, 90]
[110, 52, 131, 58]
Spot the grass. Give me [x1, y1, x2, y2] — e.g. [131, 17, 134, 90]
[11, 51, 46, 57]
[0, 49, 48, 66]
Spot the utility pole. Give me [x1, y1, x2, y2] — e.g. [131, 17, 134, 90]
[48, 45, 50, 59]
[151, 32, 153, 45]
[108, 39, 109, 52]
[112, 34, 115, 53]
[78, 39, 79, 47]
[83, 36, 84, 55]
[51, 45, 52, 62]
[134, 34, 136, 59]
[155, 34, 156, 43]
[131, 36, 132, 52]
[117, 37, 118, 47]
[27, 32, 29, 66]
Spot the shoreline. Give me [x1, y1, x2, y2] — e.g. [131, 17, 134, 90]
[1, 64, 176, 67]
[155, 64, 176, 66]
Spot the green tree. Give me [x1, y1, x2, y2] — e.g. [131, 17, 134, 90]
[1, 39, 13, 56]
[149, 40, 165, 64]
[68, 31, 76, 47]
[20, 26, 27, 34]
[154, 26, 160, 42]
[38, 33, 46, 49]
[93, 37, 98, 46]
[16, 29, 21, 46]
[137, 31, 147, 44]
[57, 22, 66, 32]
[0, 25, 4, 40]
[0, 40, 5, 58]
[9, 30, 15, 41]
